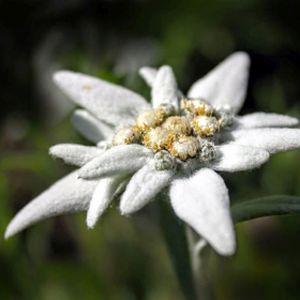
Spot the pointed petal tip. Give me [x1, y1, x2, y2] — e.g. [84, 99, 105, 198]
[4, 213, 32, 240]
[52, 70, 67, 84]
[4, 215, 25, 240]
[53, 70, 85, 92]
[52, 70, 75, 84]
[77, 171, 89, 180]
[160, 64, 172, 70]
[86, 215, 97, 229]
[157, 65, 174, 75]
[139, 66, 158, 87]
[77, 170, 104, 181]
[230, 51, 250, 65]
[201, 224, 236, 256]
[86, 200, 104, 229]
[77, 166, 95, 180]
[48, 144, 75, 160]
[52, 71, 61, 83]
[290, 117, 299, 126]
[78, 169, 99, 180]
[4, 224, 15, 240]
[119, 202, 136, 216]
[48, 144, 68, 160]
[139, 66, 152, 75]
[119, 195, 144, 215]
[48, 145, 59, 157]
[216, 239, 236, 256]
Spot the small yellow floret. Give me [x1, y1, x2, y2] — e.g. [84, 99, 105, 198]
[191, 115, 219, 137]
[181, 99, 213, 116]
[162, 116, 191, 135]
[155, 104, 175, 120]
[136, 110, 161, 132]
[168, 135, 199, 161]
[143, 127, 175, 151]
[112, 127, 139, 145]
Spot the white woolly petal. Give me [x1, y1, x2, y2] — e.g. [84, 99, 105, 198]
[151, 66, 179, 109]
[72, 109, 114, 143]
[236, 112, 299, 129]
[78, 144, 153, 179]
[226, 128, 300, 154]
[49, 144, 103, 167]
[5, 171, 97, 239]
[120, 164, 174, 215]
[170, 168, 236, 256]
[53, 71, 151, 126]
[140, 66, 184, 98]
[139, 67, 158, 87]
[209, 144, 269, 172]
[188, 52, 250, 114]
[86, 176, 123, 228]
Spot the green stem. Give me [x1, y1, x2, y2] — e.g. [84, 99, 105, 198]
[186, 227, 212, 300]
[158, 195, 197, 300]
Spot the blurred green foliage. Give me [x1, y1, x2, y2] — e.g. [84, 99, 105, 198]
[1, 0, 300, 299]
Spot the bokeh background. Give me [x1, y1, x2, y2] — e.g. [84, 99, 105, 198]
[1, 0, 300, 299]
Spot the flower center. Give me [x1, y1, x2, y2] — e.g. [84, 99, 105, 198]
[112, 99, 230, 162]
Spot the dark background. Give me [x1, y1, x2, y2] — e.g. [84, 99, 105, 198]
[1, 0, 300, 299]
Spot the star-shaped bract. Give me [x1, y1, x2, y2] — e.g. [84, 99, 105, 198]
[5, 52, 300, 256]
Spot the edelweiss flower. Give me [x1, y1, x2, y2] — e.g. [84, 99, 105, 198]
[5, 52, 300, 256]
